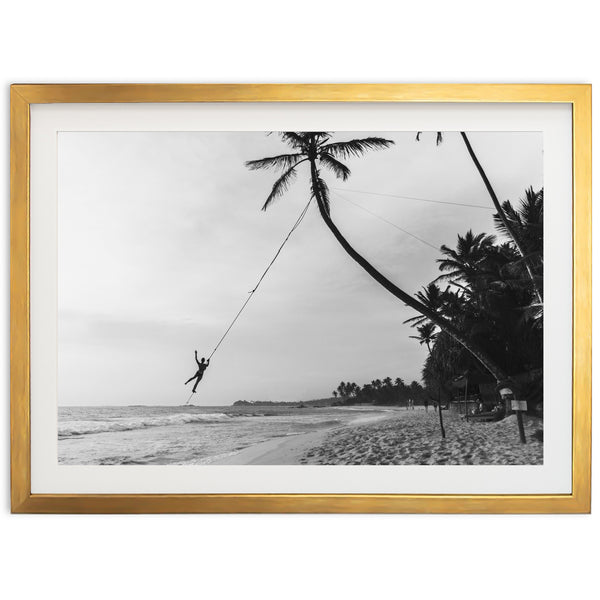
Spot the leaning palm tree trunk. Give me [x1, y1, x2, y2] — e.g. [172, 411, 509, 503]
[460, 132, 543, 304]
[308, 161, 509, 383]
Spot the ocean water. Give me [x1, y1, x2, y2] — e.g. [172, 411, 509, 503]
[58, 404, 387, 465]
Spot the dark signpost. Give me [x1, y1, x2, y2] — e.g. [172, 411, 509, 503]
[499, 385, 527, 444]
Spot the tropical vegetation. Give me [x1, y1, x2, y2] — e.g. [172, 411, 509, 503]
[247, 132, 543, 435]
[410, 188, 544, 419]
[332, 378, 430, 408]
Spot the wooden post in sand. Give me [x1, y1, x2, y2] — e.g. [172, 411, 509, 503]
[499, 386, 527, 444]
[515, 409, 526, 444]
[437, 388, 446, 439]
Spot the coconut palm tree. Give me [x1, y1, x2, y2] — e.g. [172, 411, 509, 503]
[409, 322, 437, 353]
[404, 283, 451, 328]
[246, 132, 511, 383]
[460, 133, 542, 303]
[436, 230, 498, 286]
[493, 187, 544, 321]
[433, 227, 542, 374]
[394, 377, 406, 405]
[493, 187, 543, 258]
[417, 131, 543, 303]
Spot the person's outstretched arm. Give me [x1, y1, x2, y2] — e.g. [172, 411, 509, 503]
[195, 350, 201, 366]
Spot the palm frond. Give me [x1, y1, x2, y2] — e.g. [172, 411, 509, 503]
[494, 200, 522, 235]
[414, 283, 445, 309]
[245, 153, 305, 171]
[319, 152, 351, 180]
[261, 164, 300, 211]
[501, 252, 543, 269]
[321, 137, 394, 160]
[412, 322, 437, 343]
[403, 314, 428, 326]
[279, 132, 309, 149]
[311, 132, 332, 142]
[519, 302, 544, 327]
[433, 271, 468, 284]
[520, 187, 544, 225]
[494, 188, 543, 255]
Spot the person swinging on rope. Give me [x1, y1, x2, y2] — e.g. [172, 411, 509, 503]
[185, 351, 210, 393]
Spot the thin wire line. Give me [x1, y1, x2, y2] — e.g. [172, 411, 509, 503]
[331, 190, 439, 251]
[332, 187, 492, 210]
[207, 198, 312, 360]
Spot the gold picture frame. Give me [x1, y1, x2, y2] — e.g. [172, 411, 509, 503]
[10, 84, 591, 513]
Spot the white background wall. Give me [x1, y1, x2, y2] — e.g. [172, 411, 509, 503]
[1, 1, 596, 598]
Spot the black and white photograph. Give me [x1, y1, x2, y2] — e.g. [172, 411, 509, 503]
[57, 129, 543, 467]
[4, 1, 597, 597]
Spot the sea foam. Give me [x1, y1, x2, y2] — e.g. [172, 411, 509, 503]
[58, 412, 231, 438]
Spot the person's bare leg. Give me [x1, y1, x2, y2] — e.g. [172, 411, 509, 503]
[192, 373, 204, 393]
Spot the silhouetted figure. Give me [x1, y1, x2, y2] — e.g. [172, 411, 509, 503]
[185, 351, 210, 393]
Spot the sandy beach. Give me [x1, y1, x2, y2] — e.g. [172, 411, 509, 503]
[210, 409, 543, 465]
[302, 410, 543, 465]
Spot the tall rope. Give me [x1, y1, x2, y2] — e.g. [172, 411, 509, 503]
[206, 198, 312, 361]
[331, 190, 439, 250]
[202, 184, 463, 362]
[332, 187, 493, 210]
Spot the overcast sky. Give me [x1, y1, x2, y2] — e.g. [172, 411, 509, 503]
[58, 131, 542, 406]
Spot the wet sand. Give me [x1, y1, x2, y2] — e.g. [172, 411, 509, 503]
[209, 410, 395, 464]
[209, 428, 332, 465]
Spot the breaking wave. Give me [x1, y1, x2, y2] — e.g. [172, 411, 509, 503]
[58, 412, 231, 438]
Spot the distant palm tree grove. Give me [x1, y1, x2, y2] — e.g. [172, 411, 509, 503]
[332, 378, 431, 408]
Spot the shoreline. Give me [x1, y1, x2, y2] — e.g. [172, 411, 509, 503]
[207, 410, 398, 465]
